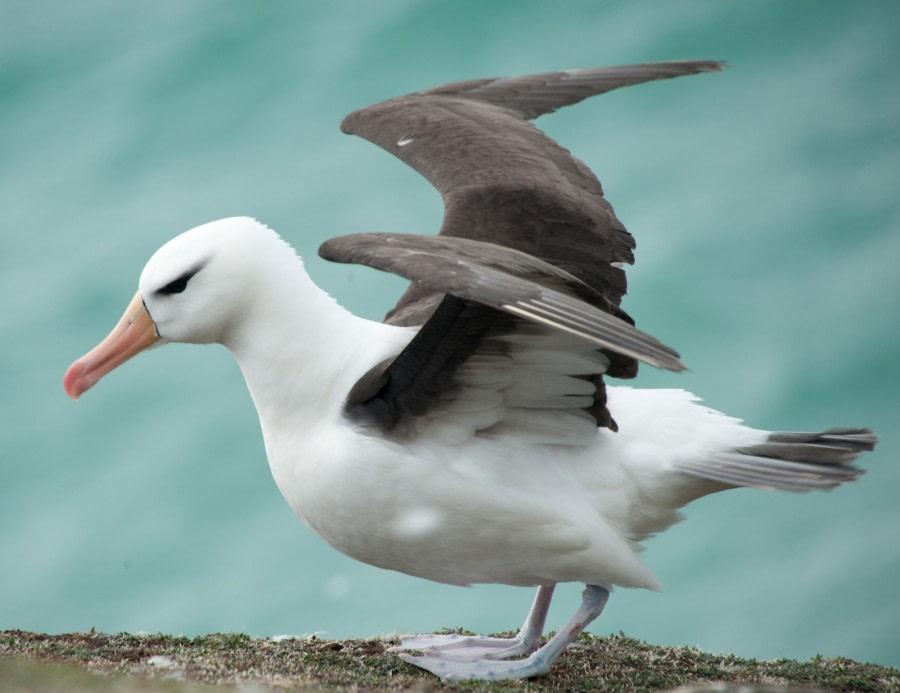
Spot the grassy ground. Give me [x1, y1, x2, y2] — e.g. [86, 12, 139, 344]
[1, 629, 898, 692]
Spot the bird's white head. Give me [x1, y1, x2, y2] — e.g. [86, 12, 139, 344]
[64, 217, 301, 399]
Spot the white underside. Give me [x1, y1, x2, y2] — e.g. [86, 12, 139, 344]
[236, 319, 765, 592]
[202, 230, 767, 593]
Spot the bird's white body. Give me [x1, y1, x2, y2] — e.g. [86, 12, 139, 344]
[177, 218, 766, 592]
[265, 383, 764, 592]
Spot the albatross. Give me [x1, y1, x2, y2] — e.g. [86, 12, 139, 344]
[64, 61, 877, 681]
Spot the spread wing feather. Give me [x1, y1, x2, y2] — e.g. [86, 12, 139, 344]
[325, 62, 721, 436]
[319, 233, 684, 372]
[341, 60, 724, 329]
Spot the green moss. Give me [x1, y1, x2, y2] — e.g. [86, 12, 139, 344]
[1, 629, 897, 692]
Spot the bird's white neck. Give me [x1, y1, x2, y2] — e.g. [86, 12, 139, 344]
[225, 267, 360, 424]
[218, 251, 409, 496]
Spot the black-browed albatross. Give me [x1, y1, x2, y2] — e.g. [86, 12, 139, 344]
[64, 61, 877, 681]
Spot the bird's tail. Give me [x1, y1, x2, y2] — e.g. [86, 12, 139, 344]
[676, 428, 878, 492]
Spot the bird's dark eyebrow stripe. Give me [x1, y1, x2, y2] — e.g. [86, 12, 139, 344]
[156, 263, 205, 296]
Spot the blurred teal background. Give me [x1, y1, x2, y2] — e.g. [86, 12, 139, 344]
[2, 0, 898, 669]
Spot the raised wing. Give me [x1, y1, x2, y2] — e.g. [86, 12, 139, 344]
[330, 62, 720, 435]
[319, 233, 683, 372]
[341, 60, 723, 335]
[321, 233, 686, 436]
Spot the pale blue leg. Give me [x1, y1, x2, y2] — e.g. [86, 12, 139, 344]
[399, 584, 610, 681]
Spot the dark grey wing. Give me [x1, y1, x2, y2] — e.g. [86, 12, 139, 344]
[341, 60, 724, 344]
[320, 233, 685, 434]
[333, 62, 719, 435]
[320, 233, 684, 372]
[413, 61, 724, 120]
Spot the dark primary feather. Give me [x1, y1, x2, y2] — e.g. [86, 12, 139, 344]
[415, 61, 724, 120]
[676, 429, 878, 492]
[329, 62, 720, 434]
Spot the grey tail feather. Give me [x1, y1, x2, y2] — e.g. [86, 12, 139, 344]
[676, 428, 878, 493]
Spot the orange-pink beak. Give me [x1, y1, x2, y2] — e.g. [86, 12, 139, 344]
[64, 291, 161, 400]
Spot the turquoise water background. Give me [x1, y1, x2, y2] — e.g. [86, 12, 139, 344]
[2, 0, 898, 669]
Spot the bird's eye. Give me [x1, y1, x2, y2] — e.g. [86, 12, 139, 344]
[157, 268, 200, 296]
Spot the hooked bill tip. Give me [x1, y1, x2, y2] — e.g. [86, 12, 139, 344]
[63, 361, 87, 400]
